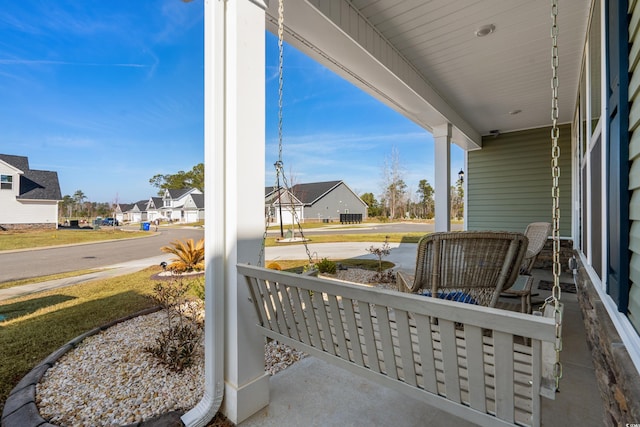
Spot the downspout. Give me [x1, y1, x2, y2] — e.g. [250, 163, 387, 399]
[181, 0, 225, 425]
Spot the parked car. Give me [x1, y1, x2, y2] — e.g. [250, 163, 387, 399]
[102, 217, 119, 226]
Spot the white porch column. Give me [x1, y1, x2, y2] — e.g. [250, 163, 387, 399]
[433, 123, 452, 232]
[203, 0, 269, 424]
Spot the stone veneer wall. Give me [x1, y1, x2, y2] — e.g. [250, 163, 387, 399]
[0, 223, 57, 231]
[575, 258, 640, 426]
[534, 239, 574, 272]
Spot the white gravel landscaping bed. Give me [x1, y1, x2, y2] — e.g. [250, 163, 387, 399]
[35, 268, 392, 426]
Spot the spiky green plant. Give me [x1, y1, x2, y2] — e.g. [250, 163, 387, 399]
[161, 238, 205, 272]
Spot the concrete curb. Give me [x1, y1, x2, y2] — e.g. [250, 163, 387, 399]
[1, 306, 164, 427]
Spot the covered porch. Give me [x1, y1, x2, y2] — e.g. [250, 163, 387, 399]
[186, 1, 640, 426]
[239, 268, 605, 426]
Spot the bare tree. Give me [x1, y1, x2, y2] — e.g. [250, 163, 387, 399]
[380, 147, 407, 219]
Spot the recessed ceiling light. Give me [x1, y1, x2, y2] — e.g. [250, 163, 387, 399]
[475, 24, 495, 37]
[509, 109, 522, 115]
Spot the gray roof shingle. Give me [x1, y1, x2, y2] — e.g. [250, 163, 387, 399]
[290, 180, 342, 204]
[190, 193, 204, 209]
[167, 188, 192, 199]
[0, 154, 62, 200]
[0, 154, 29, 172]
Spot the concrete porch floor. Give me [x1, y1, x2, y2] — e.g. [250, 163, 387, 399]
[240, 269, 606, 427]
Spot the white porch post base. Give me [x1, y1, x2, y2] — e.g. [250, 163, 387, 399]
[434, 123, 452, 232]
[222, 372, 270, 424]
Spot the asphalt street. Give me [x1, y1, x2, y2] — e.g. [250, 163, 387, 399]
[0, 226, 204, 283]
[0, 222, 459, 301]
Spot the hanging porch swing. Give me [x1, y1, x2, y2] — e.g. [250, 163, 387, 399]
[239, 0, 564, 426]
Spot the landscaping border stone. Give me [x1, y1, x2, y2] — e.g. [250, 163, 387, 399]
[1, 306, 165, 427]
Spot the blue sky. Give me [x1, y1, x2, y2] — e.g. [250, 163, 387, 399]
[1, 1, 462, 204]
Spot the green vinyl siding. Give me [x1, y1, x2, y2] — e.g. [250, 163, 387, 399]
[467, 125, 572, 235]
[627, 0, 640, 333]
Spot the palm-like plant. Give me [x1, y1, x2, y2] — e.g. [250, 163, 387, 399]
[161, 238, 205, 272]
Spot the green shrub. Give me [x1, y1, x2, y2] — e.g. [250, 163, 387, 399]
[146, 323, 201, 371]
[316, 258, 337, 274]
[145, 278, 203, 371]
[190, 276, 205, 301]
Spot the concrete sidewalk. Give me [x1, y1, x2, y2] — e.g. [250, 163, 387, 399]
[0, 242, 414, 302]
[0, 255, 171, 301]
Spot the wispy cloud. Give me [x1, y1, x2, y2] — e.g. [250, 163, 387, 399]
[0, 58, 147, 67]
[44, 136, 99, 149]
[154, 0, 203, 43]
[265, 130, 436, 196]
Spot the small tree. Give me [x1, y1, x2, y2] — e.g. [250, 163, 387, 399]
[366, 236, 395, 283]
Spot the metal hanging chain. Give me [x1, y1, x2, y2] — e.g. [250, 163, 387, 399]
[258, 0, 286, 266]
[277, 0, 284, 167]
[280, 165, 315, 265]
[258, 168, 282, 266]
[259, 0, 314, 266]
[544, 0, 563, 390]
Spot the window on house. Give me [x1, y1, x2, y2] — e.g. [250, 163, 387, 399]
[589, 0, 601, 134]
[1, 175, 12, 190]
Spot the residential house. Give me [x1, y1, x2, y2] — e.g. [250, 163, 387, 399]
[113, 203, 131, 224]
[0, 154, 61, 230]
[183, 1, 640, 426]
[182, 193, 204, 223]
[123, 200, 149, 223]
[145, 197, 164, 222]
[264, 185, 303, 225]
[114, 190, 204, 224]
[159, 188, 202, 222]
[265, 180, 367, 225]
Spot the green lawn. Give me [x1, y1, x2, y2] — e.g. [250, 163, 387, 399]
[0, 267, 164, 409]
[0, 229, 151, 251]
[0, 269, 105, 290]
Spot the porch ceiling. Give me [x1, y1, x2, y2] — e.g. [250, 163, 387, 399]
[265, 0, 590, 150]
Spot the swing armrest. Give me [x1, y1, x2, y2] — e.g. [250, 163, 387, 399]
[396, 271, 415, 292]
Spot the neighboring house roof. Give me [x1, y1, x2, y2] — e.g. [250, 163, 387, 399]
[166, 188, 195, 199]
[290, 180, 342, 204]
[117, 203, 133, 212]
[189, 193, 204, 209]
[265, 186, 303, 206]
[136, 200, 149, 210]
[0, 154, 29, 173]
[148, 197, 163, 209]
[0, 154, 62, 201]
[265, 180, 366, 207]
[18, 170, 62, 200]
[127, 200, 149, 212]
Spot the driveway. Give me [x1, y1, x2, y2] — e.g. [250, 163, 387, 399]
[265, 241, 417, 274]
